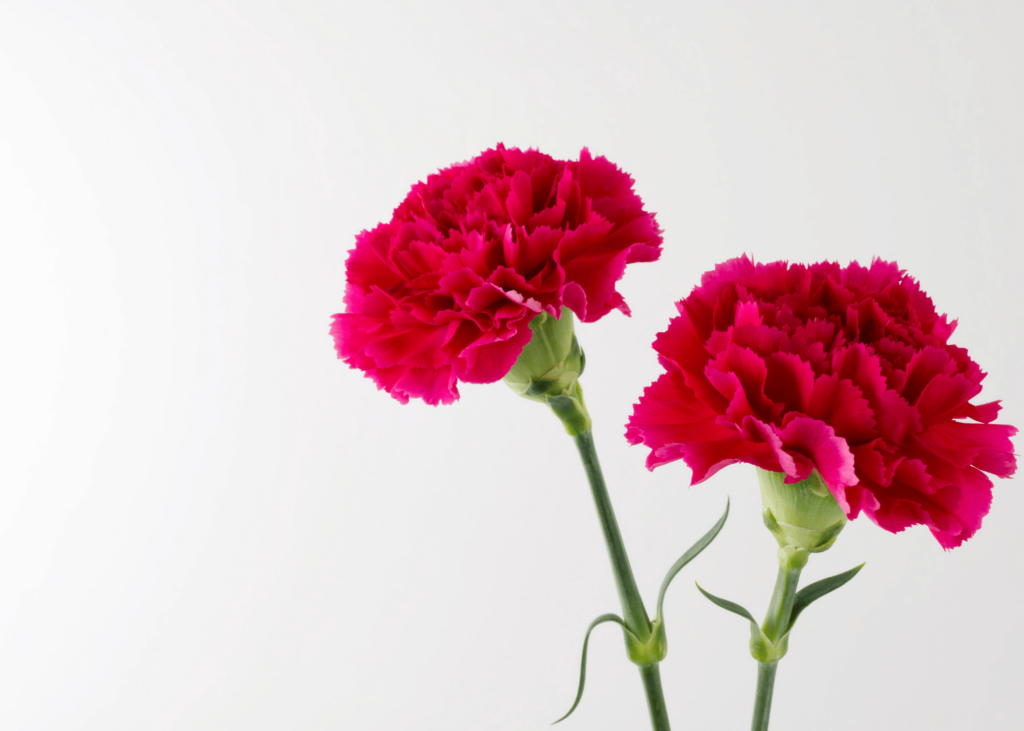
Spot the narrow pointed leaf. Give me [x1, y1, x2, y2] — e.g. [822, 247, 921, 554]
[695, 583, 759, 625]
[697, 584, 782, 662]
[789, 563, 865, 626]
[552, 613, 632, 724]
[655, 498, 730, 621]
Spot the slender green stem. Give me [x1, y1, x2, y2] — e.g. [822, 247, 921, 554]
[750, 566, 803, 730]
[639, 664, 671, 731]
[762, 568, 801, 643]
[573, 430, 650, 637]
[751, 662, 778, 731]
[573, 429, 670, 731]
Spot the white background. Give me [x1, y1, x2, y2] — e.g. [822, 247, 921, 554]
[1, 1, 1021, 729]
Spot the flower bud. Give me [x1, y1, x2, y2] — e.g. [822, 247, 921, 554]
[757, 468, 847, 564]
[503, 308, 592, 435]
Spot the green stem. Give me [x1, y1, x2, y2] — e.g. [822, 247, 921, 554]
[762, 568, 801, 643]
[640, 664, 671, 731]
[573, 430, 650, 636]
[573, 429, 670, 731]
[750, 662, 778, 731]
[751, 566, 802, 731]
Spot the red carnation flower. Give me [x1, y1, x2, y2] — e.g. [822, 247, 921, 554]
[333, 144, 662, 405]
[626, 256, 1017, 548]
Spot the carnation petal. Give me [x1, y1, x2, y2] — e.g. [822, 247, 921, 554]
[928, 466, 993, 548]
[764, 352, 815, 415]
[671, 437, 779, 483]
[914, 421, 1018, 472]
[902, 346, 957, 404]
[346, 224, 405, 291]
[517, 225, 565, 279]
[654, 307, 713, 375]
[957, 400, 1002, 424]
[626, 371, 737, 449]
[972, 448, 1018, 478]
[841, 483, 882, 520]
[832, 344, 919, 443]
[561, 281, 588, 322]
[916, 373, 983, 425]
[851, 438, 903, 487]
[806, 373, 876, 443]
[775, 416, 858, 494]
[506, 170, 534, 227]
[555, 223, 630, 322]
[738, 416, 798, 476]
[390, 363, 460, 406]
[456, 323, 533, 384]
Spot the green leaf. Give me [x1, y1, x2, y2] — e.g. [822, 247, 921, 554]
[789, 563, 865, 626]
[695, 582, 758, 625]
[552, 613, 636, 724]
[696, 583, 795, 663]
[696, 584, 774, 661]
[655, 498, 730, 621]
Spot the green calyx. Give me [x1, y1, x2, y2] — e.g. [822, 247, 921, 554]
[503, 307, 581, 398]
[757, 468, 847, 567]
[503, 308, 591, 435]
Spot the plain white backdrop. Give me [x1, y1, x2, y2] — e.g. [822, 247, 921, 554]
[1, 1, 1022, 729]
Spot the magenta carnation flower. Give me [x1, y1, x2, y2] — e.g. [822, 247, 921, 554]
[332, 144, 662, 405]
[626, 256, 1017, 548]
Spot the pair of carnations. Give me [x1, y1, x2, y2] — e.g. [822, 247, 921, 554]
[331, 144, 1017, 730]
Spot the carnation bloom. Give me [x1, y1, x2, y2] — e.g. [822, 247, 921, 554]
[332, 144, 662, 405]
[626, 256, 1017, 548]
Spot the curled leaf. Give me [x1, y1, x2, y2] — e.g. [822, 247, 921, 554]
[553, 613, 638, 724]
[695, 583, 758, 625]
[655, 498, 730, 622]
[696, 583, 791, 663]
